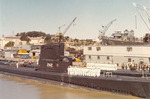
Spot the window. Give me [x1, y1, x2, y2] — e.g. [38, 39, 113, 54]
[107, 56, 110, 60]
[128, 58, 131, 62]
[96, 47, 101, 51]
[88, 47, 92, 50]
[89, 55, 91, 59]
[97, 56, 100, 59]
[33, 52, 35, 56]
[127, 47, 132, 52]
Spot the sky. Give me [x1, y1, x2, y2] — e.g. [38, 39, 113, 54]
[0, 0, 150, 40]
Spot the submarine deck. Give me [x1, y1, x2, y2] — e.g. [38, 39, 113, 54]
[0, 64, 150, 83]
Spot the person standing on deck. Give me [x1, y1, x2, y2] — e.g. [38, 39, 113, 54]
[16, 61, 19, 68]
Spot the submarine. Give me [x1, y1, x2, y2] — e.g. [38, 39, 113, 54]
[0, 42, 150, 98]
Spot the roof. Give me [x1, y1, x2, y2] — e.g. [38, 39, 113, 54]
[112, 33, 122, 37]
[28, 37, 44, 40]
[3, 49, 18, 52]
[18, 49, 27, 54]
[4, 36, 21, 39]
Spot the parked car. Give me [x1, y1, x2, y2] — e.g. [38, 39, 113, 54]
[21, 55, 31, 59]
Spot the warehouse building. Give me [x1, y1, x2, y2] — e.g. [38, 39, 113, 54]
[84, 45, 150, 66]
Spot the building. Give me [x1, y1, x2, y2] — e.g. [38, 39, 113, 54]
[84, 45, 150, 66]
[111, 30, 135, 41]
[13, 45, 32, 51]
[2, 49, 18, 58]
[29, 45, 42, 58]
[29, 37, 44, 45]
[0, 36, 45, 49]
[29, 49, 40, 59]
[0, 36, 27, 49]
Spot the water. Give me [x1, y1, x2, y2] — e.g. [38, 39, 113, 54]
[0, 74, 142, 99]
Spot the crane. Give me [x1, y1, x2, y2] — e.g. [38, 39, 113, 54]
[58, 24, 65, 31]
[98, 19, 117, 39]
[56, 17, 77, 42]
[58, 24, 65, 34]
[62, 17, 77, 35]
[133, 2, 150, 31]
[143, 6, 150, 23]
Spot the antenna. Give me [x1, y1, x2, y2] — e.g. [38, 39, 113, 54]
[135, 14, 137, 29]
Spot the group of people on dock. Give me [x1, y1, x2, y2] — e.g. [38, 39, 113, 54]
[121, 61, 150, 72]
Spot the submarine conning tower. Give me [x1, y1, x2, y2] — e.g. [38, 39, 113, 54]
[38, 42, 72, 73]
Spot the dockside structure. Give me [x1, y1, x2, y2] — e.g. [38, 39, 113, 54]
[84, 45, 150, 66]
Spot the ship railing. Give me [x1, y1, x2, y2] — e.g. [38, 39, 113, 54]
[68, 66, 101, 77]
[105, 72, 112, 77]
[86, 63, 117, 71]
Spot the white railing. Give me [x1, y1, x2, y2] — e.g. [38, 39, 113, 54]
[68, 66, 101, 77]
[68, 63, 117, 77]
[86, 63, 117, 71]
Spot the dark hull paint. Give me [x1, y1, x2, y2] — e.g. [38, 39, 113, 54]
[0, 65, 150, 98]
[109, 70, 150, 77]
[102, 38, 150, 46]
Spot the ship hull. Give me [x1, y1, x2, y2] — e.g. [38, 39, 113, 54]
[0, 65, 150, 98]
[102, 38, 149, 46]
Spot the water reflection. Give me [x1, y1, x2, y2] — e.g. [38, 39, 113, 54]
[0, 75, 40, 99]
[0, 74, 142, 99]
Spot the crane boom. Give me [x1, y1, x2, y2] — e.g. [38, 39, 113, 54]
[59, 24, 65, 30]
[99, 19, 116, 39]
[143, 6, 150, 23]
[133, 2, 150, 31]
[143, 6, 150, 19]
[63, 17, 77, 35]
[102, 19, 116, 34]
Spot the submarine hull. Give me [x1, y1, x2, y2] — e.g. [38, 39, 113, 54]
[0, 65, 150, 98]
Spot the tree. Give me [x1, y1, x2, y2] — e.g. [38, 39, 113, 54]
[44, 34, 51, 43]
[63, 36, 70, 42]
[26, 31, 46, 37]
[5, 41, 15, 47]
[16, 31, 46, 37]
[20, 33, 30, 42]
